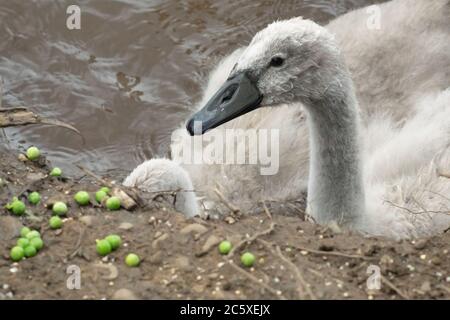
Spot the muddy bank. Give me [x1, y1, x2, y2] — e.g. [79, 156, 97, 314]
[0, 151, 449, 300]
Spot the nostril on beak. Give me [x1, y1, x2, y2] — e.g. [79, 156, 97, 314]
[219, 84, 238, 105]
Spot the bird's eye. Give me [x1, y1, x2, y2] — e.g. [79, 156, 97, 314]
[270, 56, 284, 67]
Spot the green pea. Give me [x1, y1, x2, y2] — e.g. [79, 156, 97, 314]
[20, 226, 31, 238]
[74, 191, 90, 206]
[11, 200, 26, 216]
[218, 241, 232, 255]
[49, 216, 63, 229]
[30, 237, 44, 251]
[240, 252, 256, 268]
[26, 230, 41, 240]
[10, 246, 25, 261]
[125, 253, 140, 267]
[17, 238, 30, 248]
[28, 192, 41, 205]
[95, 190, 108, 203]
[106, 197, 121, 211]
[96, 239, 112, 256]
[105, 235, 121, 251]
[26, 146, 40, 161]
[24, 245, 37, 258]
[50, 167, 62, 177]
[52, 201, 68, 216]
[100, 187, 110, 194]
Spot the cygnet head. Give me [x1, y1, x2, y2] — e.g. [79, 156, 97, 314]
[187, 17, 349, 134]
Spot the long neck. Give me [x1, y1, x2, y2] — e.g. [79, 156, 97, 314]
[304, 77, 365, 227]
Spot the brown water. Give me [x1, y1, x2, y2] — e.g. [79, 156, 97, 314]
[0, 0, 375, 178]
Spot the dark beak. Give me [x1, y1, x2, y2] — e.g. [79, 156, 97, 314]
[186, 72, 263, 135]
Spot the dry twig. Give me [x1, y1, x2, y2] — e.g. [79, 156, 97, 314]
[214, 187, 240, 214]
[292, 244, 372, 260]
[0, 107, 82, 137]
[381, 276, 410, 299]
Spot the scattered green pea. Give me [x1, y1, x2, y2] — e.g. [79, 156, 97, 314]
[49, 216, 63, 229]
[100, 187, 110, 194]
[74, 191, 90, 206]
[95, 190, 108, 203]
[17, 238, 30, 248]
[96, 239, 112, 256]
[240, 252, 256, 268]
[218, 240, 232, 255]
[10, 246, 24, 262]
[52, 201, 68, 216]
[30, 237, 44, 251]
[11, 199, 26, 216]
[26, 146, 40, 161]
[106, 196, 121, 211]
[105, 234, 121, 251]
[25, 230, 40, 240]
[125, 253, 140, 267]
[20, 226, 31, 238]
[28, 191, 41, 205]
[50, 167, 62, 177]
[95, 190, 108, 202]
[24, 245, 37, 258]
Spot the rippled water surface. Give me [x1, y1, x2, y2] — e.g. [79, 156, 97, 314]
[0, 0, 375, 177]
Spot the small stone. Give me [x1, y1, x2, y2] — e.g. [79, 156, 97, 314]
[118, 222, 133, 230]
[192, 285, 204, 293]
[0, 216, 23, 241]
[380, 255, 394, 265]
[420, 281, 431, 293]
[112, 288, 139, 300]
[173, 255, 191, 270]
[149, 251, 163, 265]
[79, 215, 95, 226]
[18, 154, 28, 162]
[197, 235, 220, 256]
[414, 239, 428, 250]
[430, 257, 441, 265]
[154, 231, 162, 239]
[152, 233, 169, 249]
[180, 223, 208, 235]
[224, 216, 236, 224]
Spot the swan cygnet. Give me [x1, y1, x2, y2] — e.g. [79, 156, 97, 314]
[123, 158, 199, 218]
[186, 17, 450, 238]
[125, 0, 450, 238]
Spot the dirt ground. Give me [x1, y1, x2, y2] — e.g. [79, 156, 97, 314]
[0, 151, 449, 300]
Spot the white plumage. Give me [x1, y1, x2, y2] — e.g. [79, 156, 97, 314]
[124, 0, 450, 238]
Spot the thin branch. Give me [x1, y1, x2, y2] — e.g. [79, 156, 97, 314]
[258, 238, 316, 300]
[214, 187, 240, 214]
[226, 260, 286, 300]
[384, 200, 450, 216]
[381, 276, 410, 300]
[291, 244, 373, 260]
[68, 227, 86, 260]
[274, 245, 316, 300]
